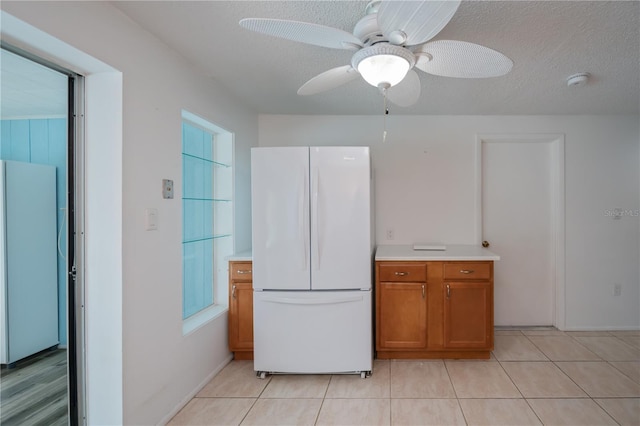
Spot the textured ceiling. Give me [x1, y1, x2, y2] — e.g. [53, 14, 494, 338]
[6, 1, 638, 117]
[111, 0, 639, 115]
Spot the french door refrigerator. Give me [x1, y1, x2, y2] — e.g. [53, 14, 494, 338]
[251, 146, 373, 377]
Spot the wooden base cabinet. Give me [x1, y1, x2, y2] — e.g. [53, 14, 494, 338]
[376, 260, 493, 359]
[228, 261, 254, 360]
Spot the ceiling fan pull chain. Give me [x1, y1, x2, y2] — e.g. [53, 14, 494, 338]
[382, 89, 388, 143]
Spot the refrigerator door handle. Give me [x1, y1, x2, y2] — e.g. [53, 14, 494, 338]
[312, 166, 320, 270]
[261, 295, 364, 305]
[299, 166, 308, 270]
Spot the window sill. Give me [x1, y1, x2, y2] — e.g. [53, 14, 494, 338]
[182, 304, 228, 336]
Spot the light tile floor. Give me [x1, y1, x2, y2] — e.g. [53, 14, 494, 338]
[168, 329, 640, 425]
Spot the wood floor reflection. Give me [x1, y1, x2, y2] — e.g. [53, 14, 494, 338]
[1, 348, 67, 426]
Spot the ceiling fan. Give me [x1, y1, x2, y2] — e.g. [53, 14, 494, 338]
[239, 0, 513, 107]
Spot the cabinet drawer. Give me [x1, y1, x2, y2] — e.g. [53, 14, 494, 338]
[378, 263, 427, 282]
[443, 262, 491, 280]
[230, 262, 253, 280]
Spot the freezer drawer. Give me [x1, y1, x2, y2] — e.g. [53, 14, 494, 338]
[253, 290, 372, 375]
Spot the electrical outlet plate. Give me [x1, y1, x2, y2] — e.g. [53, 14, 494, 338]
[162, 179, 174, 199]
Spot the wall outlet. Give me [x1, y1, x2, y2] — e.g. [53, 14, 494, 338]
[386, 229, 395, 240]
[162, 179, 174, 199]
[613, 283, 622, 296]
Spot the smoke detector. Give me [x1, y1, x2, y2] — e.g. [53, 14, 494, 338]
[567, 73, 590, 87]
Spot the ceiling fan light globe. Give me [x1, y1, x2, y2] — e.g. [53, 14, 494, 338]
[352, 44, 416, 88]
[357, 54, 410, 87]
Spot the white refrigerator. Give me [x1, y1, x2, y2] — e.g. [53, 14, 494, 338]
[251, 146, 373, 377]
[0, 160, 59, 365]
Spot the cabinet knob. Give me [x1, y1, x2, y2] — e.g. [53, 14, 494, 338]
[237, 269, 252, 274]
[446, 284, 450, 299]
[395, 271, 408, 276]
[482, 240, 490, 248]
[460, 269, 474, 274]
[232, 284, 236, 299]
[422, 284, 425, 299]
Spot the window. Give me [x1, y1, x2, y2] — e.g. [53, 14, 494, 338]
[182, 111, 233, 323]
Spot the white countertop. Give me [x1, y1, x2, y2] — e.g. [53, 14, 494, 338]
[226, 245, 499, 262]
[375, 244, 500, 261]
[226, 250, 252, 261]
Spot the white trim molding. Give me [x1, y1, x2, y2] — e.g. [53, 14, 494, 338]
[1, 10, 124, 424]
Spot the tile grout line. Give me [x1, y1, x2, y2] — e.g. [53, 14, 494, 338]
[591, 397, 629, 426]
[524, 329, 598, 401]
[176, 332, 638, 425]
[312, 375, 331, 426]
[385, 361, 390, 424]
[236, 369, 272, 426]
[536, 331, 640, 390]
[603, 331, 640, 383]
[525, 331, 626, 425]
[495, 353, 546, 425]
[541, 331, 637, 423]
[442, 359, 469, 426]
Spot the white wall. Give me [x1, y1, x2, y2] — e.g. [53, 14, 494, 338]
[259, 114, 640, 330]
[1, 2, 258, 425]
[3, 1, 638, 422]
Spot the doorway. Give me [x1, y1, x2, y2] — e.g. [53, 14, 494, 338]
[0, 45, 83, 425]
[475, 134, 565, 328]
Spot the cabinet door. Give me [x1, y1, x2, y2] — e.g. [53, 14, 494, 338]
[444, 282, 492, 349]
[229, 281, 254, 350]
[377, 282, 427, 350]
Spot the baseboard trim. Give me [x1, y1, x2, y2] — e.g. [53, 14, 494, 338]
[158, 353, 234, 425]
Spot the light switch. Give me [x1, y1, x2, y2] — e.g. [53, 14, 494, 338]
[146, 208, 158, 231]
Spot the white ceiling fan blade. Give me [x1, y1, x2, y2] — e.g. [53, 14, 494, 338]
[377, 0, 461, 46]
[415, 40, 513, 78]
[298, 65, 360, 96]
[386, 69, 421, 107]
[239, 18, 363, 50]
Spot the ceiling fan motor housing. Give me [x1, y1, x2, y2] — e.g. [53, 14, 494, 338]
[353, 13, 385, 46]
[352, 44, 416, 68]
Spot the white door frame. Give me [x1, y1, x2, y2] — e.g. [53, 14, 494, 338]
[475, 134, 566, 330]
[1, 11, 124, 424]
